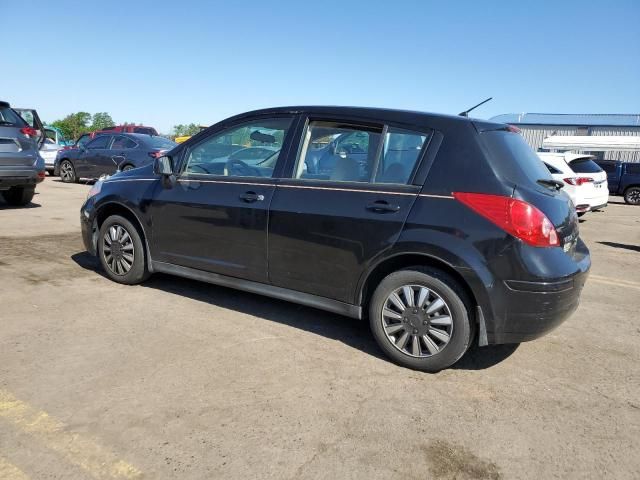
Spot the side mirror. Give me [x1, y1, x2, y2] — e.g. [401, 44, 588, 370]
[154, 155, 174, 175]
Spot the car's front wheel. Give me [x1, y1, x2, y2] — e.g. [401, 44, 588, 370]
[59, 160, 78, 183]
[369, 267, 474, 372]
[1, 186, 35, 206]
[97, 215, 150, 284]
[624, 186, 640, 205]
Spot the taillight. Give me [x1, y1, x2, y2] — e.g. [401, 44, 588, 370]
[563, 177, 593, 186]
[453, 192, 560, 247]
[506, 125, 521, 134]
[148, 151, 164, 159]
[20, 126, 38, 138]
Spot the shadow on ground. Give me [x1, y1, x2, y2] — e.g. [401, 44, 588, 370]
[71, 251, 519, 371]
[597, 241, 640, 253]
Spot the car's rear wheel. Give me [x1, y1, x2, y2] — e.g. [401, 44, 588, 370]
[1, 186, 35, 206]
[59, 160, 78, 183]
[97, 215, 150, 284]
[624, 186, 640, 205]
[121, 164, 135, 172]
[369, 267, 474, 372]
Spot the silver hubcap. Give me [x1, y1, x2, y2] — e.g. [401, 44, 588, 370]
[102, 224, 135, 275]
[381, 284, 453, 358]
[60, 161, 74, 181]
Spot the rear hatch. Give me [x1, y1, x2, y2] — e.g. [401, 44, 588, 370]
[567, 156, 608, 200]
[478, 127, 580, 253]
[0, 104, 39, 167]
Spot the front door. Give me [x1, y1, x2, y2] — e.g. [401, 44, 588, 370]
[77, 135, 112, 178]
[268, 119, 432, 304]
[150, 115, 295, 283]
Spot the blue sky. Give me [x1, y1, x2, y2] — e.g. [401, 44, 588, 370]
[2, 0, 638, 133]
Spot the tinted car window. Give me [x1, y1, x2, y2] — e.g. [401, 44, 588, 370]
[147, 136, 177, 150]
[76, 134, 90, 147]
[0, 107, 27, 127]
[184, 118, 291, 177]
[111, 136, 137, 149]
[595, 161, 616, 173]
[626, 164, 640, 175]
[544, 162, 562, 174]
[376, 127, 429, 184]
[569, 158, 603, 174]
[86, 136, 110, 149]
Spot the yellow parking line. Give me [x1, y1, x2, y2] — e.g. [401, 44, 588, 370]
[0, 390, 142, 479]
[589, 274, 640, 290]
[0, 457, 30, 480]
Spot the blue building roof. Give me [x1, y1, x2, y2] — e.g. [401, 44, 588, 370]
[490, 113, 640, 127]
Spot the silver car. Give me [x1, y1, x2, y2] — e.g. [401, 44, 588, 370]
[0, 101, 46, 206]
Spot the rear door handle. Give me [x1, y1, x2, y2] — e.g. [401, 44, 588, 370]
[366, 200, 401, 213]
[239, 191, 265, 202]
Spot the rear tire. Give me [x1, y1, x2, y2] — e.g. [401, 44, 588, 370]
[121, 164, 135, 172]
[1, 186, 35, 206]
[59, 159, 78, 183]
[577, 212, 586, 217]
[369, 267, 474, 372]
[97, 215, 150, 284]
[624, 186, 640, 205]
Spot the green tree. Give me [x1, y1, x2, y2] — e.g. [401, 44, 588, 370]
[171, 123, 202, 139]
[50, 112, 92, 140]
[90, 112, 115, 131]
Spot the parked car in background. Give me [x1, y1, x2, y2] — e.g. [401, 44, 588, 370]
[79, 106, 590, 371]
[174, 125, 208, 144]
[538, 153, 608, 216]
[0, 101, 46, 206]
[594, 160, 640, 205]
[55, 133, 176, 182]
[97, 125, 159, 136]
[40, 126, 73, 173]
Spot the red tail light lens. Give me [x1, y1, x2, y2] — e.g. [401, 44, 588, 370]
[20, 126, 38, 137]
[453, 192, 560, 247]
[563, 177, 593, 186]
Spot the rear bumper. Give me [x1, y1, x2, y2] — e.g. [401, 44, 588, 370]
[0, 168, 43, 189]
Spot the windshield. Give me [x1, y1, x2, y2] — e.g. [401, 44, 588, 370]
[0, 107, 27, 127]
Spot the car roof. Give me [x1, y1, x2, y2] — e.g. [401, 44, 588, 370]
[0, 100, 10, 109]
[223, 105, 504, 132]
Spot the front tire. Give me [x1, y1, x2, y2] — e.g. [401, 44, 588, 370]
[369, 267, 474, 372]
[59, 159, 78, 183]
[1, 186, 35, 206]
[624, 186, 640, 205]
[97, 215, 150, 284]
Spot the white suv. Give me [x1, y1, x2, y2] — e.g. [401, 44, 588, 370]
[538, 153, 608, 216]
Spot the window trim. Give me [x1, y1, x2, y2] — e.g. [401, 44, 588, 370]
[177, 113, 298, 181]
[287, 117, 432, 187]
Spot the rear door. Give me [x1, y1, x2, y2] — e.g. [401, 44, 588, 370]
[268, 117, 432, 304]
[13, 108, 45, 148]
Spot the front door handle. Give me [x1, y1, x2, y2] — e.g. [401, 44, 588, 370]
[366, 200, 401, 213]
[239, 191, 265, 203]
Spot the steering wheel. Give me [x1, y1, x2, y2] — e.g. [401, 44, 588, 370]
[224, 158, 261, 177]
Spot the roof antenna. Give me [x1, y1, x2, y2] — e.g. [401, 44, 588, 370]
[459, 97, 493, 117]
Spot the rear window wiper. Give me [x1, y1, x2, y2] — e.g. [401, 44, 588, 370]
[537, 178, 564, 190]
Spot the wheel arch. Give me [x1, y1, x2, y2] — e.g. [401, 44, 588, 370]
[357, 252, 480, 319]
[94, 201, 154, 271]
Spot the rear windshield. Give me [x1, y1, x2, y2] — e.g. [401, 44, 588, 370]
[0, 107, 27, 127]
[147, 136, 176, 150]
[569, 158, 603, 174]
[481, 130, 552, 184]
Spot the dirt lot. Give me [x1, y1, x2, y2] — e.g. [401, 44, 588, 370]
[1, 179, 639, 479]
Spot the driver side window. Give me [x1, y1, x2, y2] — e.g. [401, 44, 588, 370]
[183, 117, 292, 178]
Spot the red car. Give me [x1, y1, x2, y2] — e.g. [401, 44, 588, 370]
[96, 125, 158, 136]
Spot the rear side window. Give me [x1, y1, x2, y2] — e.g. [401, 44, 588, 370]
[0, 107, 27, 127]
[481, 131, 553, 184]
[569, 158, 603, 174]
[626, 164, 640, 175]
[147, 136, 177, 150]
[111, 136, 137, 149]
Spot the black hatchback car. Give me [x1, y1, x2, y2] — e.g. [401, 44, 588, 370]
[80, 106, 590, 371]
[55, 133, 176, 182]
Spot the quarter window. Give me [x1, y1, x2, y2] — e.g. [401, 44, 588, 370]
[294, 121, 430, 184]
[183, 118, 292, 178]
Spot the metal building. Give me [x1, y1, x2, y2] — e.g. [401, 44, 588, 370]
[490, 113, 640, 162]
